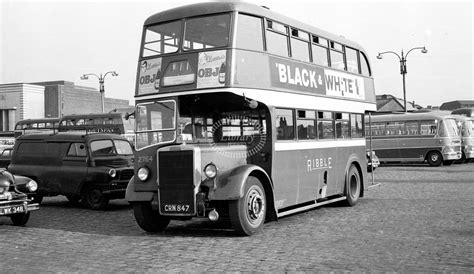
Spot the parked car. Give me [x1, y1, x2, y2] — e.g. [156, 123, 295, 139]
[367, 150, 380, 172]
[8, 133, 134, 209]
[0, 169, 39, 225]
[0, 147, 13, 168]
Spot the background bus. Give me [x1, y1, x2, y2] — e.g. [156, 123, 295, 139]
[451, 108, 474, 117]
[126, 1, 377, 235]
[58, 112, 135, 142]
[14, 118, 60, 138]
[366, 112, 461, 166]
[451, 114, 474, 163]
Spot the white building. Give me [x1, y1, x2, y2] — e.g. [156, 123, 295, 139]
[0, 83, 45, 131]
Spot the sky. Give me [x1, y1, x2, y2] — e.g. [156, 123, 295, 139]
[0, 0, 472, 107]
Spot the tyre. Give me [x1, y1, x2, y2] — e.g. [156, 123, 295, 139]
[229, 176, 266, 236]
[427, 151, 443, 167]
[443, 160, 454, 166]
[455, 153, 467, 164]
[29, 194, 43, 204]
[132, 202, 170, 232]
[83, 189, 109, 210]
[342, 165, 361, 206]
[66, 194, 82, 206]
[11, 212, 30, 226]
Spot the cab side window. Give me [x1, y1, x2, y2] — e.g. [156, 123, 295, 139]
[67, 143, 87, 157]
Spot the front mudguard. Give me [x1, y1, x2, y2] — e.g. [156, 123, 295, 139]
[208, 164, 272, 200]
[125, 176, 154, 202]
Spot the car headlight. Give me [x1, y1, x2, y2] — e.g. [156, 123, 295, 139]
[0, 180, 10, 194]
[108, 168, 117, 178]
[26, 180, 38, 192]
[137, 167, 149, 181]
[204, 163, 217, 179]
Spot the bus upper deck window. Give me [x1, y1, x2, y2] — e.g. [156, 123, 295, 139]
[143, 20, 182, 57]
[236, 14, 263, 51]
[266, 20, 289, 57]
[183, 14, 231, 50]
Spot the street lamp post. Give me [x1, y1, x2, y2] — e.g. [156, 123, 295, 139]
[80, 71, 118, 113]
[376, 46, 428, 112]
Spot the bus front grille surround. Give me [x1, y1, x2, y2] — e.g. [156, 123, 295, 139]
[157, 150, 196, 216]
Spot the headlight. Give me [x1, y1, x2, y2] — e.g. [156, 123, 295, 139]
[204, 163, 217, 179]
[26, 180, 38, 192]
[137, 167, 149, 181]
[108, 168, 117, 178]
[442, 146, 454, 153]
[0, 180, 10, 194]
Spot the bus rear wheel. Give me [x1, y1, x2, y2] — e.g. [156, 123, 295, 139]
[229, 176, 266, 236]
[133, 202, 170, 232]
[427, 151, 442, 166]
[343, 165, 361, 206]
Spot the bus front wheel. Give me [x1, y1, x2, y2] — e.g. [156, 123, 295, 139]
[133, 202, 170, 232]
[229, 176, 266, 236]
[427, 151, 443, 166]
[343, 165, 361, 206]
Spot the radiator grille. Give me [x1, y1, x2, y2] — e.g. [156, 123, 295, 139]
[158, 150, 195, 215]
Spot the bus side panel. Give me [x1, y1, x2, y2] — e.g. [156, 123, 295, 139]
[370, 137, 402, 162]
[272, 144, 364, 210]
[398, 136, 441, 161]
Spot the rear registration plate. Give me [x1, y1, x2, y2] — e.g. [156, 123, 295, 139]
[0, 204, 25, 215]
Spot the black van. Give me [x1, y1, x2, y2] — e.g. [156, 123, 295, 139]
[8, 133, 134, 209]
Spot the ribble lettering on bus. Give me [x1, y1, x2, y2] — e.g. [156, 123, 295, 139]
[307, 157, 332, 172]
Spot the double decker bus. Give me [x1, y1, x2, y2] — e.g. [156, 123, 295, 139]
[126, 1, 377, 235]
[58, 112, 135, 142]
[367, 112, 462, 166]
[14, 118, 60, 138]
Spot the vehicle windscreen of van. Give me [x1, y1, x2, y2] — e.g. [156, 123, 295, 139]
[90, 140, 133, 157]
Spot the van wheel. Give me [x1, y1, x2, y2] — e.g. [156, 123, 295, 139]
[427, 151, 442, 166]
[29, 194, 43, 204]
[11, 212, 30, 226]
[83, 189, 109, 210]
[66, 195, 82, 206]
[342, 165, 361, 206]
[132, 202, 170, 232]
[229, 176, 266, 236]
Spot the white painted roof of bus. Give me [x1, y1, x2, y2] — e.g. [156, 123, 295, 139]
[144, 1, 366, 52]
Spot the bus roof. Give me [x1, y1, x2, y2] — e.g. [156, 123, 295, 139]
[16, 132, 129, 142]
[451, 108, 474, 117]
[144, 1, 365, 51]
[370, 112, 457, 122]
[60, 113, 122, 120]
[15, 118, 60, 125]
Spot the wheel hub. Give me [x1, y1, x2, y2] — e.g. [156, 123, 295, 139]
[247, 189, 264, 221]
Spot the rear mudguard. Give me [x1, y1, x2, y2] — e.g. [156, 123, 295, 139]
[208, 164, 272, 200]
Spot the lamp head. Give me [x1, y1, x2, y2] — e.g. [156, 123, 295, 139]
[80, 75, 88, 80]
[376, 53, 383, 59]
[112, 71, 119, 76]
[421, 47, 428, 54]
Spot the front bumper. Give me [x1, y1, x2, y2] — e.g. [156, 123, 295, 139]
[0, 200, 39, 216]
